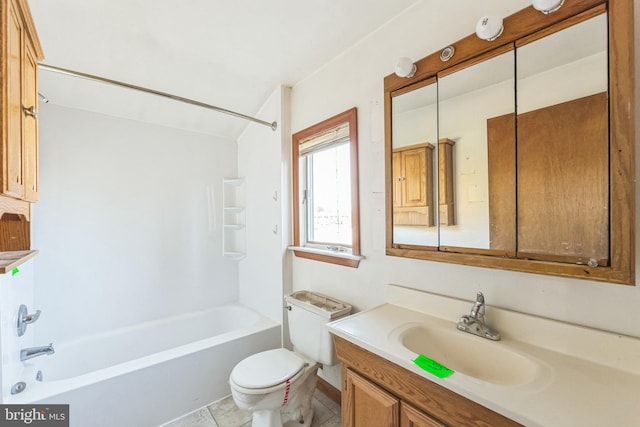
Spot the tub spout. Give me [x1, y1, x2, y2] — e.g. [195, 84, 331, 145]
[20, 343, 54, 361]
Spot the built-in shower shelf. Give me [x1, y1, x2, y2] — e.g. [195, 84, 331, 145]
[223, 178, 246, 260]
[224, 207, 244, 213]
[0, 250, 38, 273]
[223, 251, 246, 260]
[224, 224, 244, 230]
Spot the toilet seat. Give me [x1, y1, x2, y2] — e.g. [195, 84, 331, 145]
[230, 348, 305, 395]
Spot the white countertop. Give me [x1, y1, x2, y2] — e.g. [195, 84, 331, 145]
[327, 285, 640, 427]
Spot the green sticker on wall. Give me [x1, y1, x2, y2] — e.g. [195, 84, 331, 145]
[11, 268, 19, 276]
[413, 354, 454, 378]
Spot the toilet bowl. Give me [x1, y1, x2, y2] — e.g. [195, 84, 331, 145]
[229, 291, 352, 427]
[230, 348, 319, 427]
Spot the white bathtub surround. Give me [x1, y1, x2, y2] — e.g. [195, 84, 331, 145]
[34, 105, 240, 345]
[328, 284, 640, 427]
[8, 304, 280, 427]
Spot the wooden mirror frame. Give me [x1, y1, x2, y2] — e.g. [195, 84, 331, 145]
[384, 0, 635, 285]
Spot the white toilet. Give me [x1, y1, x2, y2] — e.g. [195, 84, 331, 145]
[229, 291, 352, 427]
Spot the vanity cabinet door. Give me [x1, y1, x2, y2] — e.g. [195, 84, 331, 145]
[344, 368, 400, 427]
[401, 402, 446, 427]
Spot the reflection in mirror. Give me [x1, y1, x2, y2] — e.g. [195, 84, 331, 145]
[513, 13, 608, 265]
[437, 50, 515, 251]
[391, 81, 438, 246]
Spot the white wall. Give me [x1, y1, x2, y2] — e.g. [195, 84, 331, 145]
[33, 105, 239, 344]
[289, 0, 640, 387]
[237, 86, 292, 327]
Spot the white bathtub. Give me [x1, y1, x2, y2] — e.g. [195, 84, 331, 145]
[9, 304, 281, 427]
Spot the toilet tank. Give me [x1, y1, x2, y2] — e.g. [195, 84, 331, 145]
[285, 291, 352, 366]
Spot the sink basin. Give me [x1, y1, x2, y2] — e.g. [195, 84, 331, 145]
[399, 325, 539, 386]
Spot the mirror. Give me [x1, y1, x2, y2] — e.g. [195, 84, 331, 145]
[514, 14, 608, 265]
[391, 80, 438, 246]
[385, 0, 635, 285]
[437, 49, 515, 251]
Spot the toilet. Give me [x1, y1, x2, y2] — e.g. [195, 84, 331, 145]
[229, 291, 352, 427]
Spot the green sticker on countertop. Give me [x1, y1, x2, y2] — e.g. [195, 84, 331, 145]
[11, 268, 19, 276]
[413, 354, 454, 378]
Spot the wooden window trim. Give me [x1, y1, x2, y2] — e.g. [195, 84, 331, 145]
[292, 108, 362, 268]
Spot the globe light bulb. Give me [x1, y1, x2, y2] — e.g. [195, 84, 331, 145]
[475, 14, 504, 41]
[395, 57, 417, 78]
[532, 0, 564, 14]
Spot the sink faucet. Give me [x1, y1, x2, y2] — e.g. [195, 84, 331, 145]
[20, 343, 55, 361]
[457, 293, 501, 341]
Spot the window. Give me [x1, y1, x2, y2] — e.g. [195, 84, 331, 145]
[292, 108, 361, 267]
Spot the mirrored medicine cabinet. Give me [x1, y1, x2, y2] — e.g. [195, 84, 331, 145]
[384, 0, 635, 285]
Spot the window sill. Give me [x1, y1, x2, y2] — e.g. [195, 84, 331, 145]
[288, 246, 364, 268]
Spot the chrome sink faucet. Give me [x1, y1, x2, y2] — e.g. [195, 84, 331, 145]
[20, 343, 55, 361]
[457, 293, 501, 341]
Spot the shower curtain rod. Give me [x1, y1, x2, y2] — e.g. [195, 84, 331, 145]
[37, 63, 278, 131]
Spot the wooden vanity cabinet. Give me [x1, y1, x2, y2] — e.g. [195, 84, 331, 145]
[334, 335, 522, 427]
[1, 0, 44, 202]
[344, 368, 445, 427]
[393, 143, 434, 226]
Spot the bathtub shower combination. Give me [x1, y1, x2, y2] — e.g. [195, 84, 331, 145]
[9, 304, 280, 427]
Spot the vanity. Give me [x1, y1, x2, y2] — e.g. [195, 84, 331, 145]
[328, 285, 640, 426]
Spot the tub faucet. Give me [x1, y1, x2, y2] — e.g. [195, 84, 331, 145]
[456, 293, 501, 341]
[20, 343, 55, 361]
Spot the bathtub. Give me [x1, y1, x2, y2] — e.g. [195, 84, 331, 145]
[8, 304, 281, 427]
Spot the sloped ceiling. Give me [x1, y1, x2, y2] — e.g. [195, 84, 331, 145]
[28, 0, 421, 140]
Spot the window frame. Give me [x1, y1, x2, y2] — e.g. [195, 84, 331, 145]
[291, 107, 361, 267]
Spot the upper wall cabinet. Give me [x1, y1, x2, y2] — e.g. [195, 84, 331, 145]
[1, 0, 44, 202]
[385, 0, 635, 285]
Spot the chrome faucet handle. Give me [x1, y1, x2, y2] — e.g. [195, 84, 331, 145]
[17, 304, 42, 337]
[470, 292, 486, 320]
[22, 310, 41, 324]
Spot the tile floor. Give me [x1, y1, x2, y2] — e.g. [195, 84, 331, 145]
[162, 388, 341, 427]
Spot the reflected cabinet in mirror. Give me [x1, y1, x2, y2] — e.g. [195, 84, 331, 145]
[384, 0, 635, 285]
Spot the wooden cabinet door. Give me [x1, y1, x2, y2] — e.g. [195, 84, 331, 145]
[5, 0, 25, 199]
[22, 38, 39, 202]
[393, 151, 403, 208]
[401, 402, 447, 427]
[487, 92, 608, 265]
[401, 147, 427, 207]
[344, 369, 400, 427]
[392, 144, 434, 226]
[3, 0, 42, 202]
[517, 92, 608, 265]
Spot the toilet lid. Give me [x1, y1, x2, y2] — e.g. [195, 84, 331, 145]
[231, 348, 305, 389]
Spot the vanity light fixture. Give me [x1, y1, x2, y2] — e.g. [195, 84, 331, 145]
[532, 0, 564, 14]
[395, 57, 417, 78]
[475, 14, 504, 41]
